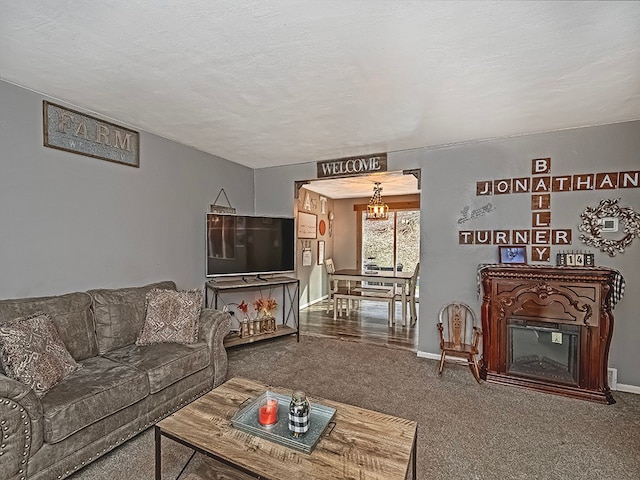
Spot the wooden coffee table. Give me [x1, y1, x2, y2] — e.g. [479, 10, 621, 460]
[155, 377, 417, 480]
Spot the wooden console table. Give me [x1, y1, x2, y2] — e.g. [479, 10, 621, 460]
[479, 265, 623, 404]
[205, 276, 300, 347]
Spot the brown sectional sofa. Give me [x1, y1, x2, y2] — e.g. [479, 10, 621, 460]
[0, 281, 231, 480]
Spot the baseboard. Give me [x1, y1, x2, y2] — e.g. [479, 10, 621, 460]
[300, 295, 328, 310]
[416, 351, 440, 361]
[416, 351, 640, 395]
[617, 383, 640, 395]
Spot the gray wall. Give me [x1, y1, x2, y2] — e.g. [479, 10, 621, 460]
[255, 121, 640, 387]
[296, 186, 334, 307]
[8, 77, 636, 385]
[0, 81, 254, 297]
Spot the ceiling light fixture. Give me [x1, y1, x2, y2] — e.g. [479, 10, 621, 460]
[366, 182, 389, 220]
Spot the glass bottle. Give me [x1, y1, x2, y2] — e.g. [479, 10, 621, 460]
[288, 390, 310, 437]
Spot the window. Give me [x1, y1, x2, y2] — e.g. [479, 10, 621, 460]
[361, 209, 420, 275]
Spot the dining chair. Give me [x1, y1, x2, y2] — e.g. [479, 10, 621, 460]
[324, 258, 337, 313]
[327, 258, 370, 312]
[437, 301, 482, 383]
[394, 262, 419, 326]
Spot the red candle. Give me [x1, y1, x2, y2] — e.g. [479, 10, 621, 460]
[259, 399, 278, 425]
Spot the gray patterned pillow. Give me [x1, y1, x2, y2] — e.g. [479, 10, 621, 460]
[0, 312, 81, 397]
[136, 289, 203, 346]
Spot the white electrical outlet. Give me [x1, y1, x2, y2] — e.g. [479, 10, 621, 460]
[608, 367, 618, 390]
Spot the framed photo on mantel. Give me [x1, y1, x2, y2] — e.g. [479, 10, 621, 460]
[498, 246, 527, 264]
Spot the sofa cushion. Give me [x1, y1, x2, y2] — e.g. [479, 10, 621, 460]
[104, 341, 210, 394]
[41, 355, 149, 443]
[0, 312, 81, 397]
[0, 291, 97, 361]
[136, 288, 203, 346]
[88, 281, 176, 355]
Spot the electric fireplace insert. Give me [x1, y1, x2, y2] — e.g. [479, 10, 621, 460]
[508, 318, 580, 386]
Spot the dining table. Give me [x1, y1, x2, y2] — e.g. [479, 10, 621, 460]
[331, 269, 414, 325]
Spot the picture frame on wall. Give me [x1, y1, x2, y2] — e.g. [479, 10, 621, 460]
[297, 211, 317, 239]
[498, 246, 527, 264]
[302, 247, 312, 267]
[317, 241, 325, 265]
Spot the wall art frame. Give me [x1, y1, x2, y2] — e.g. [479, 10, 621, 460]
[317, 240, 325, 265]
[297, 211, 317, 239]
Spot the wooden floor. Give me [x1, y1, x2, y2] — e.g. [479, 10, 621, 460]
[299, 298, 418, 351]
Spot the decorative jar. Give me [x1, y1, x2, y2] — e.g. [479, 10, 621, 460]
[288, 390, 310, 437]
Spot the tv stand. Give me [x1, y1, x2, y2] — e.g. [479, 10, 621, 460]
[205, 276, 300, 347]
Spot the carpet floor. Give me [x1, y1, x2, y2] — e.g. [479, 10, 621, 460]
[69, 335, 640, 480]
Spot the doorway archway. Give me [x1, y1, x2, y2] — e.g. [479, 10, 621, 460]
[294, 170, 421, 351]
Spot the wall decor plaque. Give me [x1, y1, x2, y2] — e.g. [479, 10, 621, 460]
[297, 211, 317, 239]
[317, 240, 325, 265]
[43, 101, 139, 167]
[318, 219, 327, 236]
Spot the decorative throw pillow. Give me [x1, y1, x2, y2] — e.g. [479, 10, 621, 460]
[136, 289, 203, 346]
[0, 312, 81, 397]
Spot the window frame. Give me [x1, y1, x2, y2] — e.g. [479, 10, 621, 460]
[354, 200, 420, 270]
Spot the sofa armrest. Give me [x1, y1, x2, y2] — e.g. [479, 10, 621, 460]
[199, 308, 232, 387]
[0, 374, 44, 479]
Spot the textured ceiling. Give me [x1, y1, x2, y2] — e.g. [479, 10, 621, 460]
[305, 171, 420, 199]
[1, 1, 639, 170]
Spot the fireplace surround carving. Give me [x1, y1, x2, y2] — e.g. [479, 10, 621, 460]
[480, 265, 622, 404]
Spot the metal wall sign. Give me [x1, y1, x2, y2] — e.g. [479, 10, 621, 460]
[316, 153, 387, 179]
[43, 101, 139, 167]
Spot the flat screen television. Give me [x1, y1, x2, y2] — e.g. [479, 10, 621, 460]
[206, 213, 295, 277]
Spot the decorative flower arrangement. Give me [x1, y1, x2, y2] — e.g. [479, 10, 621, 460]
[254, 297, 278, 318]
[238, 300, 250, 318]
[236, 298, 277, 338]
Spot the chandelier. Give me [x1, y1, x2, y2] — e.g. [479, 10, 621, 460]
[366, 182, 389, 220]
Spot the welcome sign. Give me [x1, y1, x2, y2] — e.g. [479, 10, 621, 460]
[317, 153, 387, 179]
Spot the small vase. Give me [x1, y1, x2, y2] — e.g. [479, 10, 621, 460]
[240, 319, 250, 338]
[253, 318, 262, 334]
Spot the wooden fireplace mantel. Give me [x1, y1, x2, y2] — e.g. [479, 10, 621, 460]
[479, 265, 619, 404]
